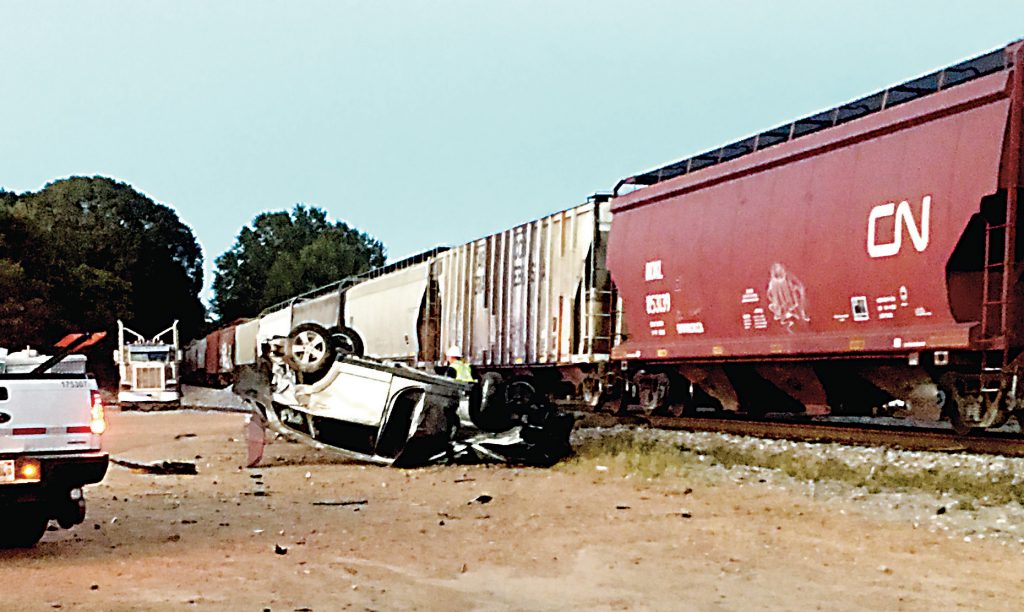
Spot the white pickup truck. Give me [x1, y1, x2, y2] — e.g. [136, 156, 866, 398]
[0, 338, 109, 548]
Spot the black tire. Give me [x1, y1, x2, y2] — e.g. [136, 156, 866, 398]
[330, 326, 364, 358]
[285, 323, 337, 375]
[0, 504, 49, 549]
[469, 372, 514, 432]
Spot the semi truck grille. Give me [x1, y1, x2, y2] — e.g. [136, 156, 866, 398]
[135, 367, 164, 390]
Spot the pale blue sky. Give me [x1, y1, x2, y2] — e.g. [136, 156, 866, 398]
[2, 1, 1023, 303]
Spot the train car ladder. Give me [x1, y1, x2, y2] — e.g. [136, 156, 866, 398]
[978, 213, 1008, 393]
[975, 43, 1023, 403]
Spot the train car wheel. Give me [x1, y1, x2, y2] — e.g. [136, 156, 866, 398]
[635, 371, 669, 416]
[942, 389, 978, 436]
[580, 376, 603, 407]
[285, 323, 336, 375]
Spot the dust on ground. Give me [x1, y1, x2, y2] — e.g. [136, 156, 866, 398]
[1, 410, 1021, 611]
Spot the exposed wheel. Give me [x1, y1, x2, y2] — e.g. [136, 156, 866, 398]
[942, 389, 977, 436]
[330, 326, 364, 357]
[0, 504, 49, 548]
[636, 371, 669, 416]
[285, 323, 336, 375]
[580, 376, 603, 407]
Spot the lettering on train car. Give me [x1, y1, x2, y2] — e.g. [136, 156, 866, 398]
[867, 195, 931, 258]
[644, 260, 663, 281]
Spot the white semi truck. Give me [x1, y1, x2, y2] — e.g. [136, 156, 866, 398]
[114, 320, 181, 409]
[0, 334, 109, 547]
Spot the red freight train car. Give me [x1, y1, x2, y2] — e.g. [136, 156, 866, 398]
[607, 42, 1024, 432]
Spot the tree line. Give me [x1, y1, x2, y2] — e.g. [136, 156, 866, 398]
[0, 176, 386, 380]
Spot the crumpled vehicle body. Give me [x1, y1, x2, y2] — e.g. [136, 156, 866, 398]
[232, 345, 573, 468]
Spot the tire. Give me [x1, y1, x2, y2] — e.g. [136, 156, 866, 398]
[330, 326, 364, 358]
[469, 372, 514, 432]
[0, 504, 49, 549]
[285, 323, 337, 375]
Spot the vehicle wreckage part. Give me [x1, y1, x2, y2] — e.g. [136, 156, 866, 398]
[469, 372, 515, 432]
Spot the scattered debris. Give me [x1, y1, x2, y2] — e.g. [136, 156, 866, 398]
[174, 433, 197, 440]
[312, 499, 368, 507]
[470, 495, 493, 505]
[111, 458, 197, 475]
[453, 477, 475, 483]
[615, 504, 631, 510]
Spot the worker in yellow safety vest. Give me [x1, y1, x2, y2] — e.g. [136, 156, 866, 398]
[445, 345, 475, 382]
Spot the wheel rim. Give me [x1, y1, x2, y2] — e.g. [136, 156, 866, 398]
[291, 330, 326, 365]
[506, 381, 536, 407]
[333, 332, 357, 354]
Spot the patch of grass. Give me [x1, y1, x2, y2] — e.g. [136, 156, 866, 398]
[565, 432, 699, 479]
[689, 440, 1024, 507]
[567, 430, 1024, 508]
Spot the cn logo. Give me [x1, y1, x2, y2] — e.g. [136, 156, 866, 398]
[867, 195, 931, 258]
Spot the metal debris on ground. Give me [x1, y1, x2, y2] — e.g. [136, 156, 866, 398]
[110, 458, 198, 475]
[311, 499, 368, 507]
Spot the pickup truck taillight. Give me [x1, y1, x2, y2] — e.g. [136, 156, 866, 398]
[89, 390, 107, 435]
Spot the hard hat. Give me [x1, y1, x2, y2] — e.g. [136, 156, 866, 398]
[446, 345, 463, 359]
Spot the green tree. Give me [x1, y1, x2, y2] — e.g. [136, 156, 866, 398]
[0, 177, 206, 361]
[213, 205, 385, 320]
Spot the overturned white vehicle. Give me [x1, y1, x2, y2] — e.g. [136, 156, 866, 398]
[233, 324, 574, 467]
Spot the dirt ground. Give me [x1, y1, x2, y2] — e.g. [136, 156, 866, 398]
[1, 409, 1022, 611]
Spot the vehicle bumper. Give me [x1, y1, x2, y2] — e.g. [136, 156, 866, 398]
[119, 390, 180, 403]
[0, 452, 109, 502]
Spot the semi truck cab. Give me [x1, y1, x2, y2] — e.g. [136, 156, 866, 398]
[115, 320, 182, 408]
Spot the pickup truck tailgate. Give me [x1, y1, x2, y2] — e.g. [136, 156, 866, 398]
[0, 377, 101, 454]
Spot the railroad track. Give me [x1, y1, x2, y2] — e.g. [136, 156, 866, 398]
[572, 411, 1024, 457]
